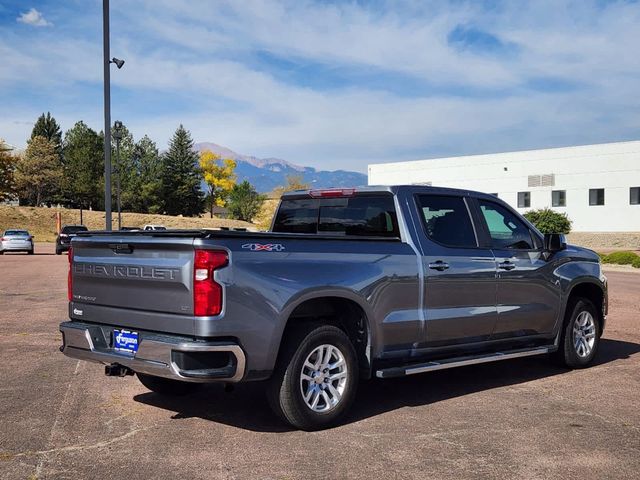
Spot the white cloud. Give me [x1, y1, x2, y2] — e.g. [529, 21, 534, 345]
[3, 1, 640, 171]
[17, 8, 52, 27]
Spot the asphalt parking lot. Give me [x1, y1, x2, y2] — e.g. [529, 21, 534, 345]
[1, 243, 639, 479]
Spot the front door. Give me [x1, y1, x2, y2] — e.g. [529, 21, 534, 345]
[415, 194, 497, 348]
[475, 199, 561, 340]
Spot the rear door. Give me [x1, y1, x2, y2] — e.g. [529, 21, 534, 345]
[415, 194, 497, 348]
[273, 192, 423, 354]
[474, 198, 560, 339]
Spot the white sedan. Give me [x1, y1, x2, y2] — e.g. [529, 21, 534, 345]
[0, 229, 34, 255]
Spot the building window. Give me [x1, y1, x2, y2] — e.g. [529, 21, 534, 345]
[589, 188, 605, 206]
[517, 191, 530, 208]
[631, 187, 640, 205]
[552, 190, 566, 207]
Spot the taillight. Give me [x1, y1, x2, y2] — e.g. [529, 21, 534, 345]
[309, 188, 356, 198]
[193, 249, 228, 316]
[0, 237, 6, 241]
[67, 247, 73, 302]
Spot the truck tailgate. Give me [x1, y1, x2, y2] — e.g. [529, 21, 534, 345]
[71, 237, 195, 315]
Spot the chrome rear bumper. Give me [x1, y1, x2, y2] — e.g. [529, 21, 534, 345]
[60, 321, 246, 382]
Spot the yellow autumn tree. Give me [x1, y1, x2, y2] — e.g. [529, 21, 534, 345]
[199, 150, 237, 218]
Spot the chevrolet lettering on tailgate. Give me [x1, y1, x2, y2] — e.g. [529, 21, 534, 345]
[74, 263, 180, 280]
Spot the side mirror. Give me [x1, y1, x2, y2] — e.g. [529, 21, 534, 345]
[544, 233, 567, 252]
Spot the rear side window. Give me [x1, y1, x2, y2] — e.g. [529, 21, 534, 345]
[416, 195, 477, 248]
[273, 195, 399, 237]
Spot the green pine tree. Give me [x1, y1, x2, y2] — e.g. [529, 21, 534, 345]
[129, 135, 162, 213]
[31, 112, 63, 156]
[62, 121, 104, 209]
[160, 125, 204, 216]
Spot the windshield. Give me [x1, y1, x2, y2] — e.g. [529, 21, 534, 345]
[4, 230, 29, 236]
[62, 226, 88, 234]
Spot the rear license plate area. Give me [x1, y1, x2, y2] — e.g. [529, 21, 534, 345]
[113, 329, 139, 354]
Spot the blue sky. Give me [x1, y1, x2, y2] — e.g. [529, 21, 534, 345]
[1, 0, 639, 172]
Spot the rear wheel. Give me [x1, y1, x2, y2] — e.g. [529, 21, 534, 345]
[554, 297, 600, 368]
[267, 324, 358, 431]
[28, 249, 34, 255]
[55, 247, 62, 255]
[137, 373, 201, 396]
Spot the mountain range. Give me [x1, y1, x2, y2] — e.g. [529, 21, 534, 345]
[194, 142, 367, 193]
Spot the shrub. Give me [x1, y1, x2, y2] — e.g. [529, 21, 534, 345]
[227, 180, 266, 222]
[602, 251, 639, 265]
[631, 256, 640, 268]
[523, 208, 572, 234]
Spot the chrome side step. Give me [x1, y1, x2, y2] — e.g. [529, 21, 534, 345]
[375, 346, 551, 379]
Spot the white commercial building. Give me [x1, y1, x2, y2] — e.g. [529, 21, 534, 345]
[368, 141, 640, 232]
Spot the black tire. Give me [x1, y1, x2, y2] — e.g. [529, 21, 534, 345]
[137, 373, 201, 396]
[267, 324, 359, 431]
[28, 249, 34, 255]
[554, 297, 601, 368]
[55, 247, 62, 255]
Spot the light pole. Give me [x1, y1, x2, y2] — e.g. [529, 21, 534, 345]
[102, 0, 125, 230]
[113, 120, 123, 231]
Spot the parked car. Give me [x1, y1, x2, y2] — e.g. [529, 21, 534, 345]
[59, 186, 607, 430]
[56, 225, 88, 255]
[143, 224, 167, 231]
[0, 229, 34, 254]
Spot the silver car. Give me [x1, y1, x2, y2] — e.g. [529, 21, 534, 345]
[0, 229, 34, 255]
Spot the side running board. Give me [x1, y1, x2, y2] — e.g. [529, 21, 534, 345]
[375, 346, 551, 379]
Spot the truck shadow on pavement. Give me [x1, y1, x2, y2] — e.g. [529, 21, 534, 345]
[133, 338, 640, 432]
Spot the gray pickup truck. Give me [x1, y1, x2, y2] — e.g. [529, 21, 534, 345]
[60, 185, 607, 430]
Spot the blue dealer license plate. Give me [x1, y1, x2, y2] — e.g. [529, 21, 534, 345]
[113, 329, 139, 354]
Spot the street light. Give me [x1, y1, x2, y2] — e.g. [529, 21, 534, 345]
[113, 120, 123, 231]
[102, 0, 125, 230]
[111, 57, 125, 69]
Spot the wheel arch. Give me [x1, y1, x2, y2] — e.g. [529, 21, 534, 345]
[274, 290, 374, 379]
[564, 280, 606, 334]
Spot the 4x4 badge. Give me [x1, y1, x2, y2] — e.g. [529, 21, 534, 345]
[242, 243, 285, 252]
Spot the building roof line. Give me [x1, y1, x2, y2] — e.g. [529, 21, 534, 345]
[369, 139, 640, 170]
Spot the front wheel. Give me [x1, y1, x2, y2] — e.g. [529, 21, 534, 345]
[267, 324, 358, 431]
[137, 373, 201, 396]
[554, 297, 601, 368]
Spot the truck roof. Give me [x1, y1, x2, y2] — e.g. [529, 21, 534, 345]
[281, 185, 497, 199]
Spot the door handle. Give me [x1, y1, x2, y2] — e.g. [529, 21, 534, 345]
[498, 261, 516, 270]
[428, 261, 450, 271]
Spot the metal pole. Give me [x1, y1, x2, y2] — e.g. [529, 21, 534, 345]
[116, 138, 122, 230]
[102, 0, 112, 230]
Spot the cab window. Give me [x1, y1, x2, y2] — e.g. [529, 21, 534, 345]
[478, 199, 537, 250]
[416, 195, 477, 248]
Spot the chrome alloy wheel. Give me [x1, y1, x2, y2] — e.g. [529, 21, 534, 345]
[573, 311, 596, 358]
[300, 344, 348, 413]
